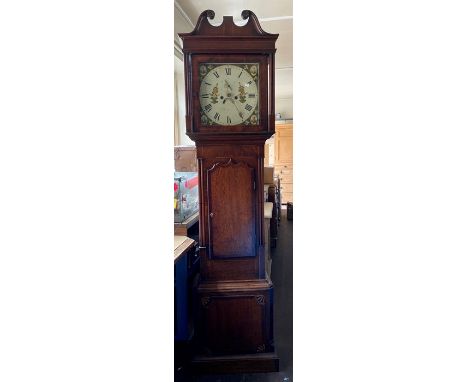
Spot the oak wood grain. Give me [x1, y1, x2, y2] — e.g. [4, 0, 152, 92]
[178, 10, 279, 372]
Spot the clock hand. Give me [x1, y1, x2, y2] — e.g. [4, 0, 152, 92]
[224, 79, 233, 92]
[228, 98, 243, 119]
[223, 80, 233, 104]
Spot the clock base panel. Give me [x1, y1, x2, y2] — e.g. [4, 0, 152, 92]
[196, 280, 274, 356]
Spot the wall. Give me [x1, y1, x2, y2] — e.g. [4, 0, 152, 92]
[174, 4, 195, 146]
[174, 57, 194, 146]
[276, 98, 293, 120]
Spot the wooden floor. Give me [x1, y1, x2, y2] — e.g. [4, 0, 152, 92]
[178, 209, 293, 382]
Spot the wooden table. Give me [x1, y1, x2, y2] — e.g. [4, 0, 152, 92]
[174, 235, 196, 263]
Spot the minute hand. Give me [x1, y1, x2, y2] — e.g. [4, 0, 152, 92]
[228, 98, 243, 119]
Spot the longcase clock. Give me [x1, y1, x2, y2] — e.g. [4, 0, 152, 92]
[179, 10, 279, 373]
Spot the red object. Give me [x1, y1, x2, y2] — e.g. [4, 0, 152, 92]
[174, 182, 179, 192]
[184, 175, 198, 189]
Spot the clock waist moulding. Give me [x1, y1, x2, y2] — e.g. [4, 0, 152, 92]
[179, 10, 279, 373]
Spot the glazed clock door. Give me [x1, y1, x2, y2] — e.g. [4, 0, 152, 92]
[188, 54, 270, 135]
[207, 159, 256, 259]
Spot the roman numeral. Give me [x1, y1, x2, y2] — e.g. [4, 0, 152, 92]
[213, 71, 219, 78]
[204, 82, 212, 86]
[225, 67, 231, 75]
[238, 70, 243, 78]
[247, 80, 252, 85]
[227, 116, 231, 124]
[248, 94, 256, 98]
[245, 104, 253, 111]
[214, 112, 220, 121]
[201, 94, 209, 98]
[204, 104, 212, 112]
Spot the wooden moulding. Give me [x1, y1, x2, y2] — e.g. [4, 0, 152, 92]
[179, 9, 279, 40]
[179, 10, 278, 55]
[186, 132, 274, 143]
[191, 352, 279, 374]
[198, 278, 272, 293]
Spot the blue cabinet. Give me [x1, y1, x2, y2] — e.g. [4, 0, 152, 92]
[174, 242, 199, 342]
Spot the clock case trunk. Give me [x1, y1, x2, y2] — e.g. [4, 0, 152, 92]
[179, 10, 279, 374]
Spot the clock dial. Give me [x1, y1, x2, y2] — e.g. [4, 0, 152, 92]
[199, 63, 259, 126]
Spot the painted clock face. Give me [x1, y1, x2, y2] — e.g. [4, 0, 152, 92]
[199, 63, 259, 126]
